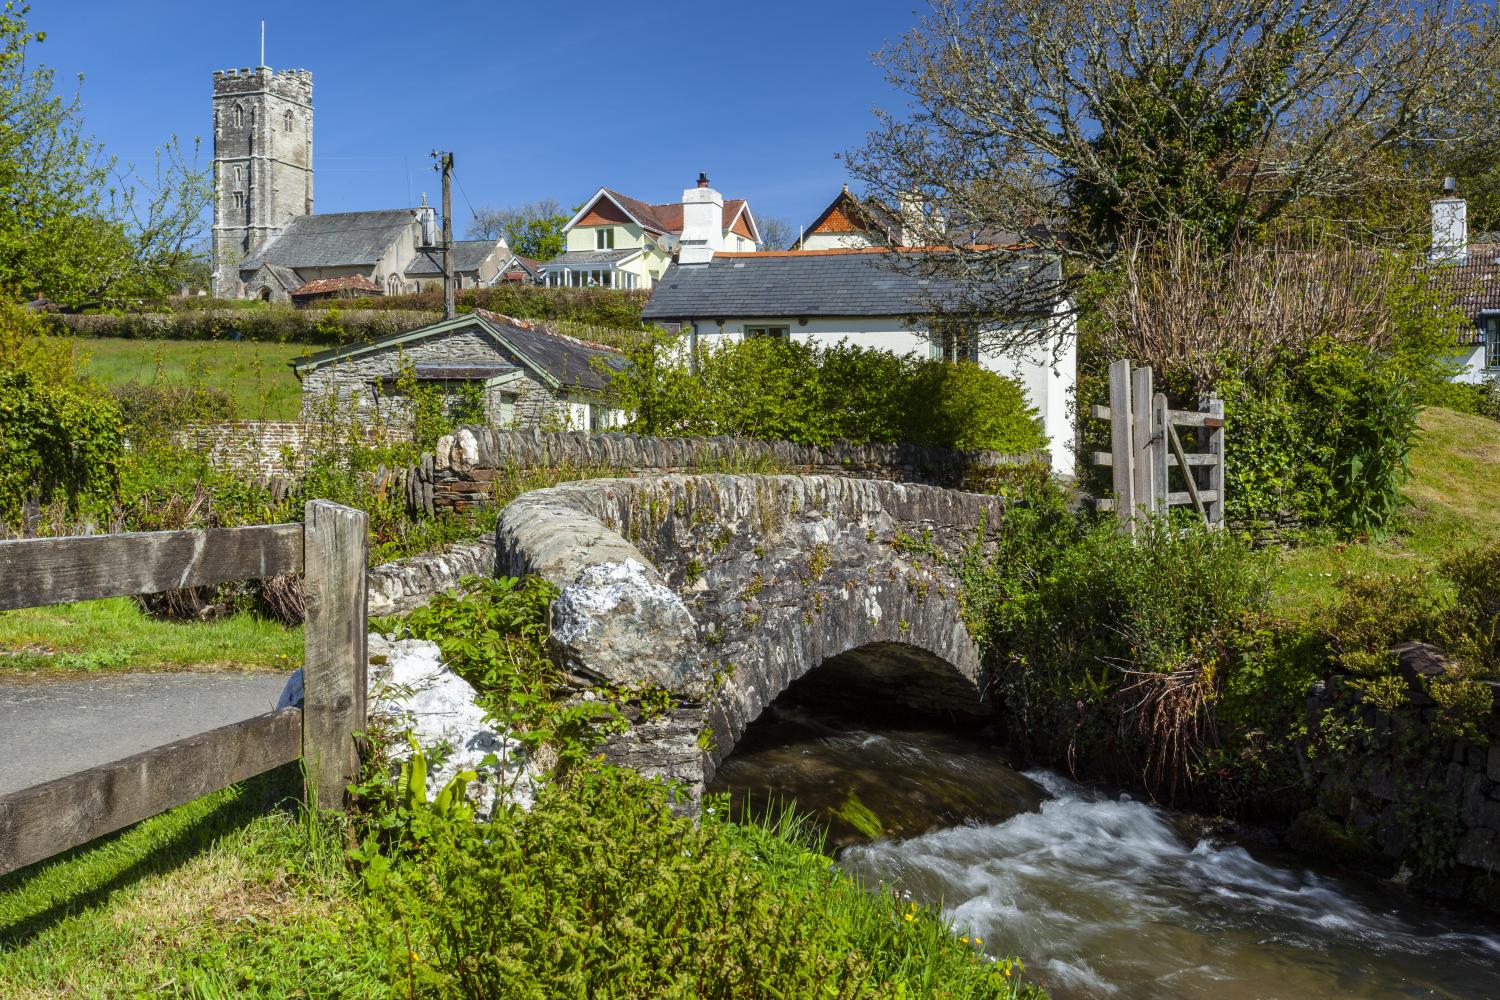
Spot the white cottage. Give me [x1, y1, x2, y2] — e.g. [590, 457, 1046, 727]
[641, 229, 1077, 475]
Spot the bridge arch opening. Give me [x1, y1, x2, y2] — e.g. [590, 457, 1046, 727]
[771, 641, 991, 728]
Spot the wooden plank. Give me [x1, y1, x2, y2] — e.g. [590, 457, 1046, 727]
[1090, 404, 1113, 421]
[1151, 392, 1170, 513]
[1162, 490, 1220, 506]
[1166, 422, 1205, 516]
[0, 707, 302, 877]
[0, 524, 304, 612]
[1131, 365, 1156, 520]
[302, 500, 368, 812]
[1205, 396, 1227, 526]
[1165, 409, 1225, 429]
[1166, 453, 1217, 467]
[1108, 360, 1135, 532]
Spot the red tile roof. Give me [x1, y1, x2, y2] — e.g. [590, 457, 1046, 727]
[595, 189, 749, 236]
[290, 274, 382, 296]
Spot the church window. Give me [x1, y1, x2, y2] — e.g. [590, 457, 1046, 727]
[233, 192, 244, 209]
[233, 166, 242, 184]
[284, 110, 294, 132]
[234, 104, 243, 128]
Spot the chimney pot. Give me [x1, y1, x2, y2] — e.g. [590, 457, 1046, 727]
[1445, 176, 1458, 194]
[697, 172, 710, 188]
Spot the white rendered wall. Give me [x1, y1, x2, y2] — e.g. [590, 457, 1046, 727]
[1452, 344, 1490, 384]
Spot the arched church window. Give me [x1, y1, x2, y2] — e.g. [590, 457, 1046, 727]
[233, 166, 242, 184]
[283, 110, 294, 132]
[234, 104, 243, 129]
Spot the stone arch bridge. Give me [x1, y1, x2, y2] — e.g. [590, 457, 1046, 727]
[495, 475, 1008, 795]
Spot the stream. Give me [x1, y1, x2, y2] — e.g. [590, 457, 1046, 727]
[708, 707, 1500, 1000]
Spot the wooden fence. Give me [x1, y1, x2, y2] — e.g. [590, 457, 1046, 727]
[1089, 359, 1226, 531]
[0, 500, 367, 877]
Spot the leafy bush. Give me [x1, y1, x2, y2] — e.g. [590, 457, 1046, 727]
[358, 765, 1044, 1000]
[0, 304, 123, 525]
[612, 334, 1047, 454]
[111, 380, 236, 445]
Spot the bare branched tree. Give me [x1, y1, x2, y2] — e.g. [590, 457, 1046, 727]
[754, 214, 797, 251]
[847, 0, 1500, 338]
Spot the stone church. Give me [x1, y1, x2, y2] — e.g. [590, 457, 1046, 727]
[210, 66, 505, 300]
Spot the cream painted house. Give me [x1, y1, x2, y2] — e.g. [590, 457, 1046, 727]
[542, 175, 759, 289]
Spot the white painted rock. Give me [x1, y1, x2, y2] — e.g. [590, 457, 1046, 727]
[276, 633, 533, 817]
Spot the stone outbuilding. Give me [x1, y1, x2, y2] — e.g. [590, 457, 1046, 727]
[291, 309, 628, 431]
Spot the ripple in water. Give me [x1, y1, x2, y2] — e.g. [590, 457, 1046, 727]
[841, 769, 1500, 999]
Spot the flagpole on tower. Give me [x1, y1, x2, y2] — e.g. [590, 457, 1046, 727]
[260, 20, 265, 68]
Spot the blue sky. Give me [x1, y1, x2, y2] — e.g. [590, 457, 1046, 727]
[33, 1, 927, 238]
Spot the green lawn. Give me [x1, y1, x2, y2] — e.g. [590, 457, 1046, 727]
[66, 336, 317, 420]
[1270, 406, 1500, 614]
[0, 598, 302, 677]
[0, 768, 388, 998]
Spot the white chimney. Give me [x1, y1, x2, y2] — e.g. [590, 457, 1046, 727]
[1431, 176, 1468, 264]
[678, 172, 723, 265]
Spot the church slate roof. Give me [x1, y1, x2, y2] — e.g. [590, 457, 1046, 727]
[641, 249, 1063, 320]
[242, 209, 417, 270]
[405, 240, 501, 276]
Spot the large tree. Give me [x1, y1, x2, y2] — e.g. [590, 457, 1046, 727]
[846, 0, 1500, 329]
[0, 6, 210, 306]
[467, 199, 569, 261]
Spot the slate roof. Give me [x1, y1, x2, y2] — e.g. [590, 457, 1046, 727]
[243, 209, 417, 270]
[291, 311, 625, 392]
[641, 249, 1063, 320]
[1431, 257, 1500, 343]
[405, 240, 501, 276]
[540, 248, 641, 269]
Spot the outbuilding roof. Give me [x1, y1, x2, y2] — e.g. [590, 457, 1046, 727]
[243, 209, 417, 270]
[405, 240, 502, 276]
[640, 248, 1062, 321]
[540, 248, 641, 269]
[291, 310, 625, 392]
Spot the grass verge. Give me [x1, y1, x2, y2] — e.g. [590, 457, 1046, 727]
[1270, 406, 1500, 614]
[0, 598, 302, 677]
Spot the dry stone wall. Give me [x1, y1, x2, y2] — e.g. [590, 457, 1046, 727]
[404, 425, 1045, 517]
[174, 421, 411, 478]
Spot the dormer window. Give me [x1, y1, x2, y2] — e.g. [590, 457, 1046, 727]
[595, 228, 614, 251]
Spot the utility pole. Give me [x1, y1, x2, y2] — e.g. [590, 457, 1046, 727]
[432, 150, 455, 319]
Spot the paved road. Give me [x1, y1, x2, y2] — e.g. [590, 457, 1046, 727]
[0, 672, 293, 795]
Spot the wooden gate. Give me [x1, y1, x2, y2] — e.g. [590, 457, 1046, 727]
[1089, 359, 1225, 531]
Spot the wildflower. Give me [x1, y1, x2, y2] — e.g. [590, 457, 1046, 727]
[909, 902, 918, 911]
[903, 913, 914, 923]
[960, 937, 969, 944]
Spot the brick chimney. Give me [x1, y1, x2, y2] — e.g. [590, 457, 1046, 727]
[1431, 176, 1469, 265]
[679, 172, 723, 265]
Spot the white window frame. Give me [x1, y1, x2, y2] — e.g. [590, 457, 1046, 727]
[745, 325, 791, 340]
[1482, 313, 1500, 370]
[595, 228, 615, 250]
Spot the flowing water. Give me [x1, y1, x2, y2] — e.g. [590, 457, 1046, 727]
[710, 707, 1500, 1000]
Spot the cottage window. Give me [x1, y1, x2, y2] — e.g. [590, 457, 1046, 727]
[595, 228, 614, 250]
[933, 323, 979, 363]
[1483, 314, 1500, 369]
[746, 326, 790, 340]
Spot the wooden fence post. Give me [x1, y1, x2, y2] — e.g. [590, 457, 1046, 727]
[1130, 364, 1156, 522]
[1203, 395, 1226, 527]
[1151, 392, 1169, 512]
[1108, 359, 1135, 533]
[302, 500, 367, 811]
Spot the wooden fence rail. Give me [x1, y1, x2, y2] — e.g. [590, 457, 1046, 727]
[0, 500, 367, 877]
[1089, 359, 1226, 532]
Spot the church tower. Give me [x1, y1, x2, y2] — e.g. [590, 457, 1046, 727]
[211, 65, 313, 297]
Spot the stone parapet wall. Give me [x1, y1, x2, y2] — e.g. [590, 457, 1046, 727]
[174, 421, 411, 478]
[401, 425, 1045, 517]
[1299, 643, 1500, 912]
